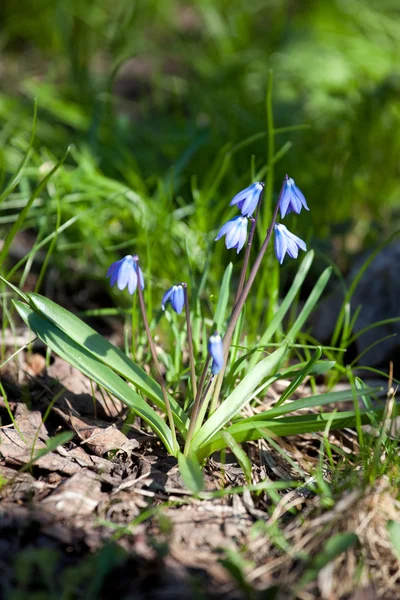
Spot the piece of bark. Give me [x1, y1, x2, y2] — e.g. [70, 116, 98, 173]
[41, 470, 106, 517]
[54, 410, 139, 457]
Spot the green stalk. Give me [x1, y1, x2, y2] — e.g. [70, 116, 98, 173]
[135, 258, 178, 454]
[184, 374, 214, 455]
[183, 284, 197, 399]
[209, 196, 282, 413]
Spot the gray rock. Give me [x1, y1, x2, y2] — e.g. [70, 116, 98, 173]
[311, 241, 400, 368]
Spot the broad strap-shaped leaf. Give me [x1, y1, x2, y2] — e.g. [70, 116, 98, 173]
[195, 404, 400, 461]
[177, 452, 204, 493]
[191, 344, 287, 451]
[236, 385, 382, 422]
[27, 293, 188, 434]
[14, 301, 175, 454]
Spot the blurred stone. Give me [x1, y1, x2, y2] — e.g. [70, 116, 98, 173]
[311, 241, 400, 369]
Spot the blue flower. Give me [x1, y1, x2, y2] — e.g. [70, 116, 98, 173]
[215, 216, 248, 253]
[208, 333, 224, 375]
[230, 182, 264, 217]
[274, 223, 307, 264]
[106, 255, 144, 294]
[162, 284, 185, 314]
[280, 175, 309, 219]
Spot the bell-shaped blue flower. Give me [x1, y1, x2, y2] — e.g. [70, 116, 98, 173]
[280, 175, 309, 219]
[162, 284, 185, 314]
[274, 223, 307, 264]
[106, 254, 144, 295]
[208, 333, 224, 375]
[215, 216, 248, 254]
[230, 182, 264, 217]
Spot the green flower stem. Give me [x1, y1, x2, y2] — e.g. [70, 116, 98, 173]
[184, 372, 214, 455]
[207, 197, 262, 416]
[234, 216, 257, 304]
[135, 258, 178, 454]
[183, 283, 197, 399]
[209, 196, 282, 413]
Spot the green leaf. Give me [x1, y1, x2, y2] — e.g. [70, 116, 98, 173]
[214, 262, 232, 331]
[286, 266, 332, 345]
[387, 520, 400, 560]
[221, 432, 252, 484]
[248, 250, 314, 369]
[0, 274, 29, 302]
[195, 404, 400, 461]
[0, 100, 37, 206]
[20, 432, 74, 472]
[27, 293, 188, 434]
[0, 146, 70, 267]
[178, 452, 204, 493]
[235, 385, 382, 422]
[192, 344, 287, 451]
[301, 533, 358, 586]
[281, 360, 336, 378]
[14, 301, 175, 454]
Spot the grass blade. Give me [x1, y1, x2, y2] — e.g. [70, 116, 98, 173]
[0, 146, 70, 267]
[248, 250, 314, 369]
[286, 266, 332, 344]
[214, 262, 232, 331]
[221, 431, 252, 484]
[196, 404, 400, 461]
[274, 347, 322, 408]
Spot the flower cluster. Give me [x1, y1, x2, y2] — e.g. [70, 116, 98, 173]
[106, 172, 310, 384]
[216, 175, 308, 264]
[215, 182, 264, 253]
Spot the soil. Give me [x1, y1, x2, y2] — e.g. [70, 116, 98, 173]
[1, 346, 399, 599]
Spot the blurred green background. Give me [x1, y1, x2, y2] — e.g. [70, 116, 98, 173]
[0, 0, 399, 313]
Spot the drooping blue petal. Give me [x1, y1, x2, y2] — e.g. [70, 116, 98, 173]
[208, 333, 224, 375]
[274, 226, 288, 265]
[127, 267, 138, 294]
[285, 236, 299, 259]
[137, 264, 145, 290]
[293, 184, 309, 211]
[215, 219, 235, 241]
[107, 259, 122, 278]
[274, 224, 306, 264]
[171, 285, 185, 314]
[230, 182, 264, 217]
[286, 228, 307, 252]
[162, 287, 175, 310]
[279, 184, 292, 219]
[117, 256, 134, 290]
[225, 219, 241, 249]
[236, 221, 248, 253]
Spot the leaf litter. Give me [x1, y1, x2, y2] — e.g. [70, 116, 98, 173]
[0, 348, 399, 599]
